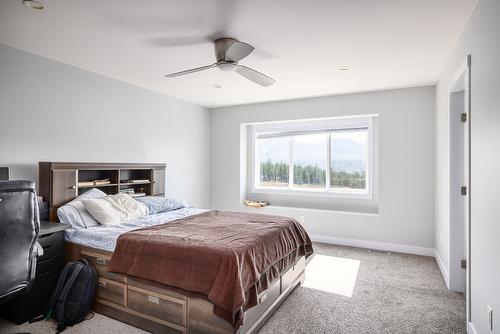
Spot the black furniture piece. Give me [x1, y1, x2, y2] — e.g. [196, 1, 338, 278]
[0, 221, 71, 324]
[0, 181, 40, 305]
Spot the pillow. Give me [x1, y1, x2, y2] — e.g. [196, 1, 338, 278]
[81, 198, 124, 226]
[82, 193, 149, 226]
[57, 188, 107, 229]
[104, 193, 149, 220]
[134, 196, 185, 215]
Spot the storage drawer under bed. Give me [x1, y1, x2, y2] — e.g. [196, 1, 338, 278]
[238, 278, 281, 333]
[127, 285, 186, 327]
[80, 249, 125, 282]
[281, 256, 306, 293]
[96, 278, 126, 306]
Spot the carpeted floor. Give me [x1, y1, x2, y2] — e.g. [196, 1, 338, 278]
[0, 243, 465, 334]
[259, 243, 465, 334]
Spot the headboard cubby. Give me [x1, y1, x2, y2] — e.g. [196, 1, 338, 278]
[38, 162, 166, 221]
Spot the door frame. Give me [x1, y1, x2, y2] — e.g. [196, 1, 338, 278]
[448, 54, 471, 323]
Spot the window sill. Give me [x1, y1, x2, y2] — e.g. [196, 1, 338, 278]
[241, 203, 380, 216]
[246, 191, 378, 214]
[252, 187, 373, 200]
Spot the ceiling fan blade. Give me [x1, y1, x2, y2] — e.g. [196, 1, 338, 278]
[225, 41, 255, 62]
[164, 63, 217, 78]
[236, 65, 275, 87]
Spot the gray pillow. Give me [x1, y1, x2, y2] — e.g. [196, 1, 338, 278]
[134, 196, 185, 215]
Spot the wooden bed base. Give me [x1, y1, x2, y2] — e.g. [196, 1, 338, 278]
[65, 243, 306, 334]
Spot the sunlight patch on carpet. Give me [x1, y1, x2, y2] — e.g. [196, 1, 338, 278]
[302, 254, 360, 297]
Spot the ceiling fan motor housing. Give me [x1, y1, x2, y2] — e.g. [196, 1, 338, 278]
[214, 37, 238, 62]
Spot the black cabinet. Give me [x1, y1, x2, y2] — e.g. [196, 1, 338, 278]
[0, 222, 70, 324]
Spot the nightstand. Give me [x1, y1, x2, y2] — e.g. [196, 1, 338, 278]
[0, 221, 71, 324]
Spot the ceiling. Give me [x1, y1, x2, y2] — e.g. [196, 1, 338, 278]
[0, 0, 475, 107]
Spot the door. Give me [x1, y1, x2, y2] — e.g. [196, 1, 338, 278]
[51, 169, 77, 207]
[152, 168, 165, 195]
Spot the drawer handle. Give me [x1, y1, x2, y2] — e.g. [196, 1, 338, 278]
[148, 295, 160, 304]
[258, 293, 267, 304]
[69, 186, 76, 189]
[96, 258, 107, 265]
[98, 281, 106, 288]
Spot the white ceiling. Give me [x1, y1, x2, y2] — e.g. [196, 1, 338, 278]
[0, 0, 475, 107]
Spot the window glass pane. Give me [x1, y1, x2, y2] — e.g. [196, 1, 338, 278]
[259, 137, 289, 187]
[293, 134, 327, 189]
[330, 129, 368, 190]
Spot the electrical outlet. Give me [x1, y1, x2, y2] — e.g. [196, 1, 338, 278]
[487, 305, 493, 331]
[299, 216, 305, 224]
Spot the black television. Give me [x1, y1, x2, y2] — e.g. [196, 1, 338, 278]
[0, 167, 9, 181]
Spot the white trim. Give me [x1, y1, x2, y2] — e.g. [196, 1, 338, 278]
[249, 115, 376, 199]
[309, 234, 434, 257]
[447, 55, 472, 320]
[467, 322, 478, 334]
[434, 249, 450, 289]
[252, 186, 371, 199]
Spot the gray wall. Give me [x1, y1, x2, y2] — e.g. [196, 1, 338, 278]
[435, 0, 500, 332]
[0, 44, 210, 208]
[210, 86, 435, 252]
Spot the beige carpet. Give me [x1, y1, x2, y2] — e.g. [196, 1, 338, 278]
[0, 243, 465, 334]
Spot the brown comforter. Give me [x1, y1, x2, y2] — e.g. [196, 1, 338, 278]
[108, 210, 313, 328]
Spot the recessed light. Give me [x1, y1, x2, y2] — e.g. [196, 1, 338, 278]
[339, 65, 350, 71]
[23, 0, 44, 10]
[213, 84, 222, 89]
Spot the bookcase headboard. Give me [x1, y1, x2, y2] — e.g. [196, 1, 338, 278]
[38, 162, 166, 221]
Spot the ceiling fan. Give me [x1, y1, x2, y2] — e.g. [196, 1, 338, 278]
[164, 38, 275, 87]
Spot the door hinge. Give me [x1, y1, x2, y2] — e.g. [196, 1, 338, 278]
[461, 186, 467, 196]
[461, 259, 467, 269]
[461, 113, 467, 122]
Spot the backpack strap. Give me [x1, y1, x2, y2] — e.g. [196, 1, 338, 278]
[55, 263, 84, 327]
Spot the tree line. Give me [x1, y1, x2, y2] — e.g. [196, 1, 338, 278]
[260, 160, 365, 189]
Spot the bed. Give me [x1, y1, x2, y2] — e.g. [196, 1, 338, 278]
[39, 162, 313, 334]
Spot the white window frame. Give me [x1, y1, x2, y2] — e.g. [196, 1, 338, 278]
[250, 115, 375, 199]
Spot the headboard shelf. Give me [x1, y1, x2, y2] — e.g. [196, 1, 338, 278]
[39, 162, 166, 221]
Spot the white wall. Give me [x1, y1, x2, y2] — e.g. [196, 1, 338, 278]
[0, 44, 210, 208]
[435, 0, 500, 332]
[210, 86, 435, 253]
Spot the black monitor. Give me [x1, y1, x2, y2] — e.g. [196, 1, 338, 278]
[0, 167, 9, 181]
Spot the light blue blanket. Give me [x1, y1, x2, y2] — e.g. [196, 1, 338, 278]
[65, 207, 207, 252]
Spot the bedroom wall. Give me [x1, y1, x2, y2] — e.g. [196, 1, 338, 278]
[210, 86, 435, 253]
[0, 43, 210, 208]
[435, 0, 500, 332]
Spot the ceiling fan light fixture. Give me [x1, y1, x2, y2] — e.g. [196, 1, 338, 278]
[217, 62, 237, 72]
[339, 65, 350, 71]
[23, 0, 44, 10]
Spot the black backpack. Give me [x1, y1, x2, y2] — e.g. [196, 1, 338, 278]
[32, 259, 98, 333]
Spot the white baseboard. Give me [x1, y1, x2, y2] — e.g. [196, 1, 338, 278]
[309, 234, 435, 257]
[467, 322, 478, 334]
[434, 249, 450, 289]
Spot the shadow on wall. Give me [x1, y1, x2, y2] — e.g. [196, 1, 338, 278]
[1, 163, 38, 188]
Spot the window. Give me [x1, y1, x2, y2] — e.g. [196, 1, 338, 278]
[252, 116, 373, 198]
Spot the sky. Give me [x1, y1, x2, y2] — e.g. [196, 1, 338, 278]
[259, 130, 367, 172]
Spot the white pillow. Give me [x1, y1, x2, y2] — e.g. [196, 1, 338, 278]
[105, 193, 149, 220]
[81, 198, 125, 226]
[82, 193, 148, 226]
[57, 188, 107, 229]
